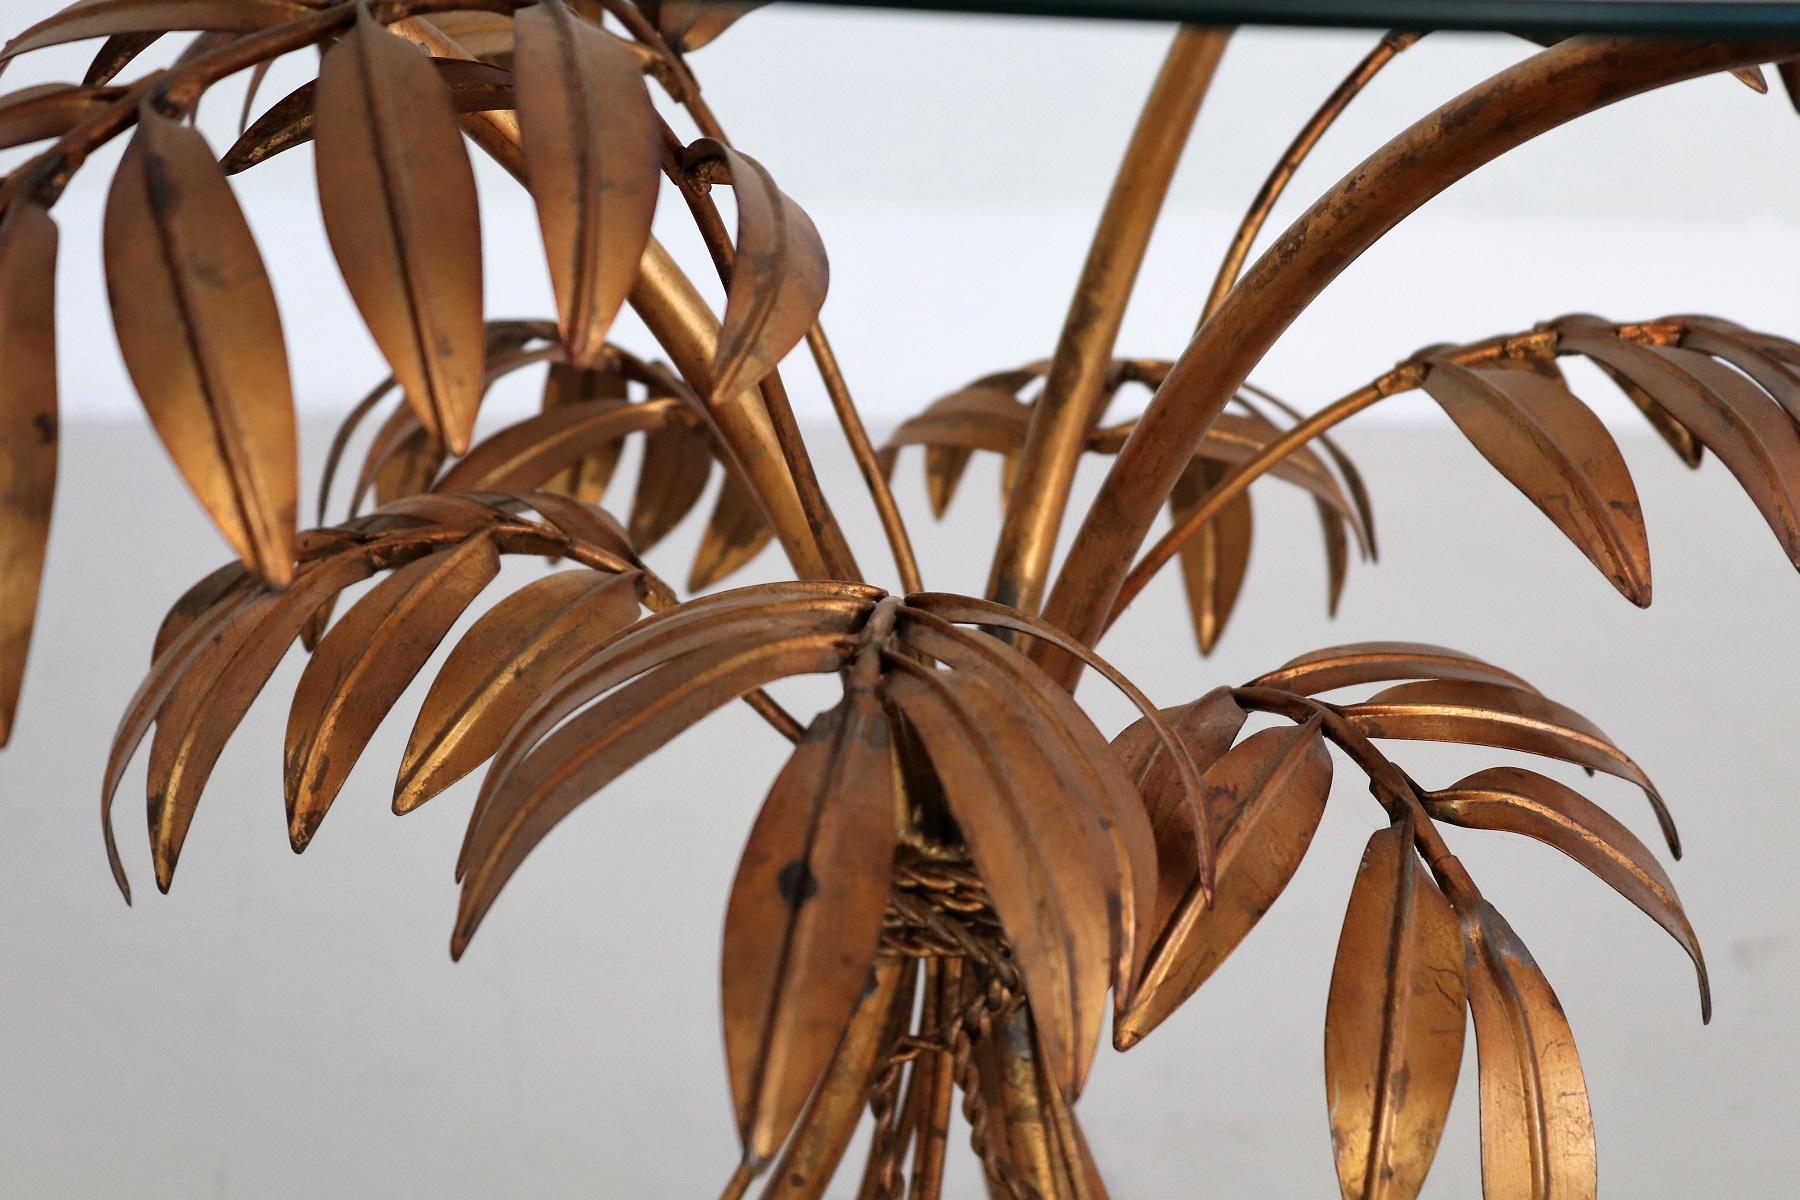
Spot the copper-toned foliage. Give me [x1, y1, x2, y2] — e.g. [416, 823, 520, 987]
[1420, 357, 1650, 605]
[644, 0, 768, 52]
[437, 585, 1203, 1133]
[685, 138, 831, 405]
[1118, 716, 1331, 1048]
[397, 568, 644, 814]
[104, 493, 648, 898]
[514, 0, 660, 368]
[316, 324, 776, 588]
[224, 57, 515, 174]
[1341, 676, 1679, 856]
[0, 82, 122, 150]
[0, 201, 58, 746]
[284, 532, 502, 849]
[1462, 901, 1597, 1200]
[104, 102, 297, 585]
[1427, 766, 1708, 1020]
[723, 694, 896, 1163]
[1251, 641, 1536, 697]
[315, 8, 485, 453]
[883, 361, 1373, 652]
[1553, 320, 1800, 566]
[1169, 458, 1252, 653]
[540, 360, 627, 502]
[0, 6, 1789, 1197]
[0, 0, 314, 65]
[1325, 817, 1466, 1200]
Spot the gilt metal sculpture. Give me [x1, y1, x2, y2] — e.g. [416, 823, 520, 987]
[1, 2, 1794, 1195]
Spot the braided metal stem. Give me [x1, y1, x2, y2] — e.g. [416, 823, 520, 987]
[869, 843, 1040, 1199]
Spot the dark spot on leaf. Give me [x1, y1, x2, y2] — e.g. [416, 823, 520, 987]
[777, 859, 818, 908]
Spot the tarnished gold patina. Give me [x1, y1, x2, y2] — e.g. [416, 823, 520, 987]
[0, 3, 1794, 1196]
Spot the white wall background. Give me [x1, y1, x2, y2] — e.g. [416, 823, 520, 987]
[3, 4, 1800, 1198]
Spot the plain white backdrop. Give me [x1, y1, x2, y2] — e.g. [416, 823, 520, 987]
[2, 3, 1799, 1196]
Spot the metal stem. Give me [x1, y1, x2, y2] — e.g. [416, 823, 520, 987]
[1198, 31, 1419, 324]
[984, 28, 1231, 616]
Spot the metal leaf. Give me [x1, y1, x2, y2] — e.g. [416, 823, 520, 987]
[434, 396, 677, 495]
[104, 586, 252, 900]
[1250, 641, 1535, 698]
[761, 959, 913, 1200]
[906, 593, 1213, 914]
[141, 549, 380, 890]
[1421, 359, 1650, 605]
[630, 415, 713, 551]
[410, 11, 510, 62]
[0, 200, 58, 746]
[223, 58, 514, 175]
[1169, 458, 1251, 654]
[316, 8, 484, 452]
[515, 0, 660, 368]
[150, 558, 248, 663]
[510, 490, 643, 568]
[1325, 817, 1466, 1200]
[370, 416, 445, 508]
[540, 362, 628, 503]
[723, 693, 896, 1164]
[1426, 765, 1708, 1020]
[688, 138, 829, 405]
[690, 473, 773, 591]
[896, 611, 1157, 1006]
[453, 634, 857, 958]
[1243, 382, 1381, 559]
[347, 400, 429, 518]
[1461, 901, 1597, 1200]
[0, 82, 121, 150]
[104, 102, 297, 585]
[284, 533, 500, 850]
[450, 584, 879, 880]
[1559, 328, 1800, 566]
[651, 0, 769, 51]
[1341, 677, 1678, 858]
[1544, 317, 1704, 467]
[1677, 321, 1800, 423]
[1, 0, 312, 64]
[1111, 685, 1247, 791]
[1190, 412, 1370, 553]
[1120, 717, 1330, 1049]
[396, 569, 643, 814]
[876, 385, 1030, 518]
[83, 31, 160, 85]
[1092, 409, 1371, 555]
[447, 584, 871, 834]
[884, 661, 1108, 1098]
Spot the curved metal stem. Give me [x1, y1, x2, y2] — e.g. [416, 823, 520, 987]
[985, 27, 1232, 616]
[1199, 30, 1419, 324]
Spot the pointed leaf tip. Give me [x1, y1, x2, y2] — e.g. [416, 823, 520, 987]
[686, 140, 829, 406]
[316, 9, 485, 454]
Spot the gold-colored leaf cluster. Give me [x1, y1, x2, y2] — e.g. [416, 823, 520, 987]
[1, 5, 1795, 1197]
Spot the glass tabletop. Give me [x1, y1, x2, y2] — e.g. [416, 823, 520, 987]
[787, 0, 1800, 34]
